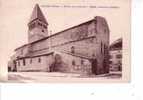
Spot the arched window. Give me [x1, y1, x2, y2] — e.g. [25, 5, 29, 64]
[38, 57, 41, 63]
[72, 60, 75, 66]
[104, 29, 107, 33]
[23, 59, 26, 66]
[71, 46, 75, 53]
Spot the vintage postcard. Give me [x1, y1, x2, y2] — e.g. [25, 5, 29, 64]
[0, 0, 130, 83]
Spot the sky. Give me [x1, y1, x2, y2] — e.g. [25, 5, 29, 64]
[0, 0, 130, 75]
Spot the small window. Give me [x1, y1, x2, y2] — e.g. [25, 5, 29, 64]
[23, 59, 26, 66]
[81, 59, 84, 65]
[71, 46, 75, 53]
[116, 54, 122, 58]
[38, 57, 41, 63]
[43, 25, 47, 29]
[101, 42, 103, 54]
[104, 29, 106, 33]
[30, 58, 32, 64]
[42, 30, 44, 32]
[72, 60, 75, 66]
[92, 53, 95, 57]
[38, 22, 42, 26]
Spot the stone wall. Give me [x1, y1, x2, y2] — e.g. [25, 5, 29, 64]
[50, 51, 92, 74]
[16, 55, 53, 72]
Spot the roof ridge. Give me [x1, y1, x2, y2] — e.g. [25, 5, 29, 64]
[60, 50, 91, 60]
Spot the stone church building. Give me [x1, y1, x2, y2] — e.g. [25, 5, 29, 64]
[8, 4, 110, 75]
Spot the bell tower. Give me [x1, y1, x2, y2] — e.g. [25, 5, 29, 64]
[28, 4, 48, 43]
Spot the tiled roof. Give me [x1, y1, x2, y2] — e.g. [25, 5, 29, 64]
[29, 4, 48, 24]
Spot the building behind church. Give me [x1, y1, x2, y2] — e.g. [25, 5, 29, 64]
[109, 38, 122, 71]
[8, 4, 110, 75]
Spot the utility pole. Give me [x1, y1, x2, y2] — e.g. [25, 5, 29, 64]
[49, 30, 52, 50]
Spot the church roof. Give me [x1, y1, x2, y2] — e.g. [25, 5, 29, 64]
[29, 4, 48, 24]
[60, 50, 92, 60]
[16, 52, 54, 60]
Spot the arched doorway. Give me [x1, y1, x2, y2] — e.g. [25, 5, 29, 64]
[49, 54, 63, 72]
[91, 59, 98, 75]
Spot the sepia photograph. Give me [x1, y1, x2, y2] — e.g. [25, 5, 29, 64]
[0, 0, 130, 83]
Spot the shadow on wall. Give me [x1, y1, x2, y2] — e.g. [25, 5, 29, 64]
[49, 54, 68, 72]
